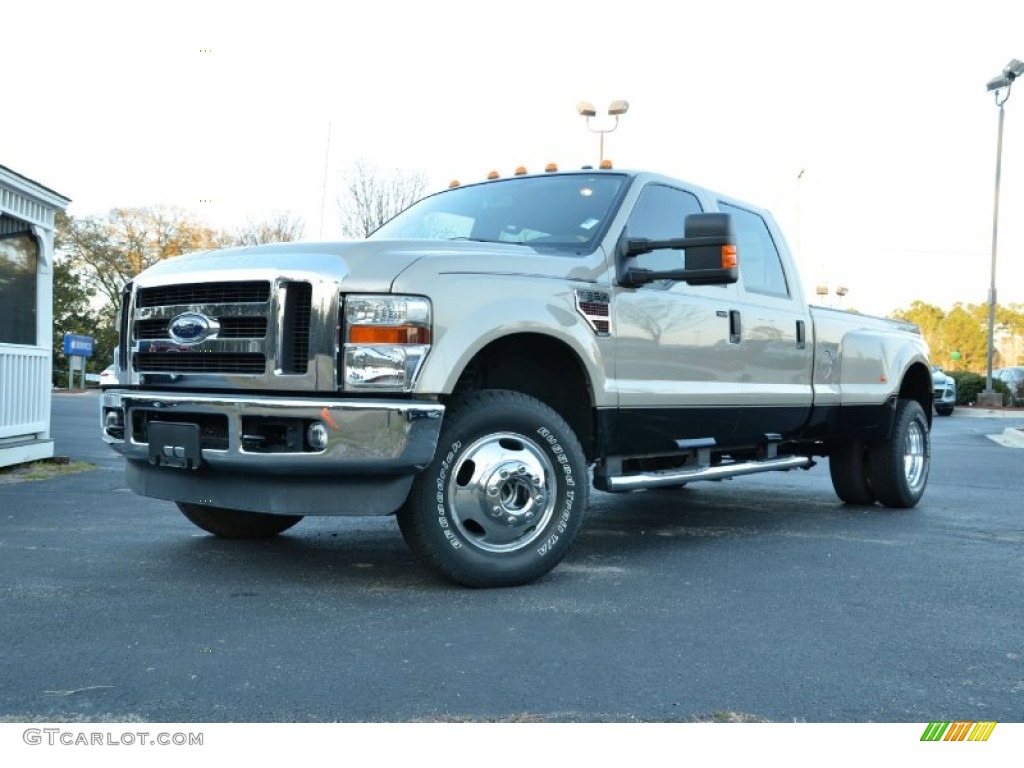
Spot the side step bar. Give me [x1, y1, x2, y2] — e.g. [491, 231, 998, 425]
[596, 455, 814, 492]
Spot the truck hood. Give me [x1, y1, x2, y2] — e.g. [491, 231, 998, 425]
[134, 240, 424, 292]
[133, 239, 584, 292]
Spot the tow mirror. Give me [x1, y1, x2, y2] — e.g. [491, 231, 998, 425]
[616, 212, 739, 287]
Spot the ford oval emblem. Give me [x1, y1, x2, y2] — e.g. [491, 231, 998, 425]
[168, 312, 218, 345]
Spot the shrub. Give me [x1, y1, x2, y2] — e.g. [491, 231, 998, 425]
[949, 371, 1010, 405]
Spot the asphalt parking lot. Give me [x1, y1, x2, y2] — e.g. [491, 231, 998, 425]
[1, 393, 1022, 723]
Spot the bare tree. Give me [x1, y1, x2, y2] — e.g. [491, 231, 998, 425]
[337, 160, 428, 239]
[230, 212, 305, 246]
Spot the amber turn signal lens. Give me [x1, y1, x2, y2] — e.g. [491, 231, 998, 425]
[349, 325, 431, 344]
[721, 244, 738, 269]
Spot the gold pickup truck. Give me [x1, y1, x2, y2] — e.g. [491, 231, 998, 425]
[102, 168, 932, 586]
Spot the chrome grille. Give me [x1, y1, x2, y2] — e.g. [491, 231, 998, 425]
[126, 276, 321, 388]
[135, 316, 268, 340]
[131, 280, 272, 377]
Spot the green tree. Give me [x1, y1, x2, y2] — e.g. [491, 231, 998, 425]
[890, 300, 1024, 372]
[941, 304, 987, 372]
[50, 255, 106, 386]
[54, 208, 306, 381]
[58, 206, 227, 320]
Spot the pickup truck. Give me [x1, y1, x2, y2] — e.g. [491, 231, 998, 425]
[101, 167, 933, 587]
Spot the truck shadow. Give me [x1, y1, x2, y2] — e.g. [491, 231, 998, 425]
[154, 481, 913, 590]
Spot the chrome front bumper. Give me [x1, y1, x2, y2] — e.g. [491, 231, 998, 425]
[101, 390, 443, 475]
[101, 391, 445, 517]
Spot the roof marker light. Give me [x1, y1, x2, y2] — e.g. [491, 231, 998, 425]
[599, 159, 613, 169]
[514, 166, 528, 176]
[544, 163, 558, 173]
[487, 170, 500, 180]
[449, 180, 460, 188]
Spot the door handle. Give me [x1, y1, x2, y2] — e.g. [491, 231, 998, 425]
[796, 319, 806, 349]
[729, 310, 742, 344]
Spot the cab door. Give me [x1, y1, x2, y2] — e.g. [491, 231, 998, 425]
[609, 183, 744, 455]
[718, 202, 814, 440]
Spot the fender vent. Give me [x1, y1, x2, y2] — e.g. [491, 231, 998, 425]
[575, 289, 612, 336]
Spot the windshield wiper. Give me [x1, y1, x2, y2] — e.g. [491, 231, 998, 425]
[446, 236, 528, 246]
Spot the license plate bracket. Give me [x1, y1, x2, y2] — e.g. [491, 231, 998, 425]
[147, 422, 202, 470]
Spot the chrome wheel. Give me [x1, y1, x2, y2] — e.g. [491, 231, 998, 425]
[447, 432, 557, 553]
[868, 398, 930, 508]
[398, 389, 588, 587]
[903, 420, 927, 493]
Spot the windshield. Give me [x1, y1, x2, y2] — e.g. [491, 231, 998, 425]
[370, 173, 629, 252]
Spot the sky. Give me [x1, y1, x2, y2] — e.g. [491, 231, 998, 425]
[4, 0, 1024, 318]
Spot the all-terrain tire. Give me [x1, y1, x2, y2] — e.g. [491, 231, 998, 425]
[397, 390, 588, 587]
[828, 439, 876, 505]
[867, 399, 930, 508]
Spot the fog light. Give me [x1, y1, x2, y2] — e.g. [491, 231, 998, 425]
[104, 410, 125, 439]
[307, 422, 329, 451]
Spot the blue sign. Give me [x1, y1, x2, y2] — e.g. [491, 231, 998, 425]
[63, 333, 94, 358]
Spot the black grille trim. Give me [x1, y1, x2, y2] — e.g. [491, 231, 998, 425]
[137, 281, 271, 308]
[279, 282, 313, 374]
[135, 353, 266, 374]
[132, 411, 229, 451]
[118, 283, 132, 369]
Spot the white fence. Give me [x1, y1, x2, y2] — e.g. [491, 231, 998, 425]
[0, 344, 50, 440]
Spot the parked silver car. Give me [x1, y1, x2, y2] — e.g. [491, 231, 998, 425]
[931, 366, 956, 416]
[993, 366, 1024, 406]
[98, 364, 118, 389]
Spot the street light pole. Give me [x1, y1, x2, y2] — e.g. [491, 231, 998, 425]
[985, 93, 1006, 394]
[982, 59, 1024, 403]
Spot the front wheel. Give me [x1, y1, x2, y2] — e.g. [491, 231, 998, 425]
[867, 399, 930, 508]
[176, 502, 303, 539]
[398, 390, 588, 587]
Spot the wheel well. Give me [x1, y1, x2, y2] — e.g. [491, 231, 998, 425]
[449, 334, 596, 460]
[899, 362, 933, 426]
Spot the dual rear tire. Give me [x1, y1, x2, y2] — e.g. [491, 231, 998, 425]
[828, 398, 930, 508]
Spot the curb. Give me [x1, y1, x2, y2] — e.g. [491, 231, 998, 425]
[953, 407, 1024, 420]
[988, 427, 1024, 448]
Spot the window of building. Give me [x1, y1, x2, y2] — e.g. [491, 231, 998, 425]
[0, 231, 39, 345]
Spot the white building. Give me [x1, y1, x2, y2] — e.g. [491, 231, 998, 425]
[0, 165, 71, 468]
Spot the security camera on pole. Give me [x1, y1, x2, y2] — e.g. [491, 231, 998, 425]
[979, 58, 1024, 407]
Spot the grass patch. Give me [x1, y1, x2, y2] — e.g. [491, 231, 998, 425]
[0, 457, 95, 484]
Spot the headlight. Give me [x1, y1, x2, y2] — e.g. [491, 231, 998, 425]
[342, 295, 432, 391]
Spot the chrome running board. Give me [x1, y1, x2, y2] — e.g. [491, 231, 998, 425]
[597, 455, 814, 492]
